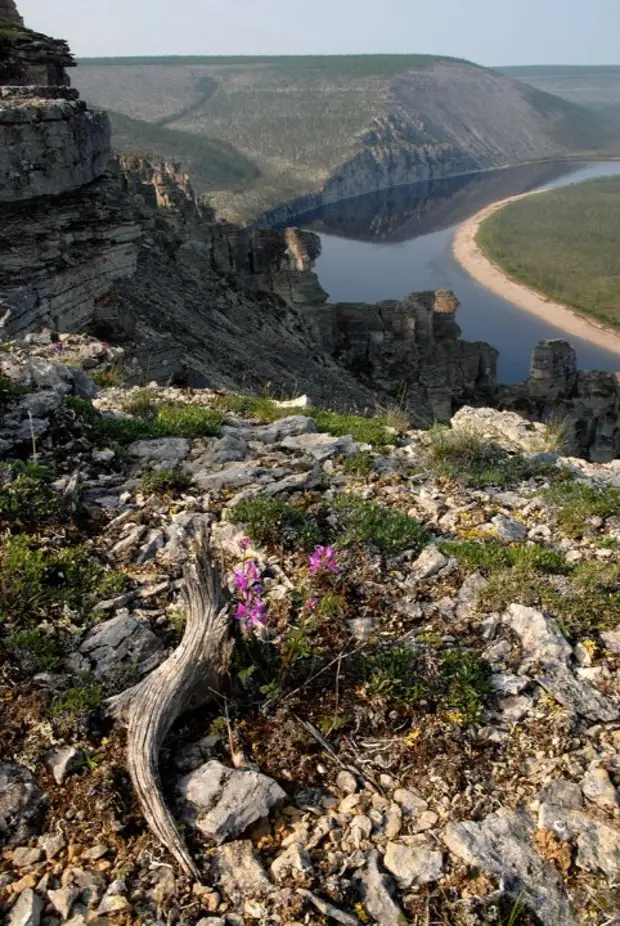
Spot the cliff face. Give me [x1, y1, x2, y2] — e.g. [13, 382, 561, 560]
[0, 19, 140, 336]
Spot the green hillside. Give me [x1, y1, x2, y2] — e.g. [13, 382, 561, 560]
[73, 56, 620, 223]
[477, 176, 620, 330]
[108, 111, 259, 191]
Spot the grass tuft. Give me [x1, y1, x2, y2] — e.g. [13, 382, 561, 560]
[332, 494, 429, 555]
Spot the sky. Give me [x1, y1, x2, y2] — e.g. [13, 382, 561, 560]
[18, 0, 619, 65]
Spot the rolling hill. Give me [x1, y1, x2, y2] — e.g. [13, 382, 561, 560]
[74, 56, 620, 223]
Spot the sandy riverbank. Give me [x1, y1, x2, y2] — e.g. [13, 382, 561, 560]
[452, 191, 620, 359]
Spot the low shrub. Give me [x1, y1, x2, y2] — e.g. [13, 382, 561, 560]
[332, 494, 429, 555]
[139, 468, 192, 495]
[0, 534, 127, 627]
[355, 645, 492, 723]
[231, 497, 321, 549]
[442, 540, 569, 575]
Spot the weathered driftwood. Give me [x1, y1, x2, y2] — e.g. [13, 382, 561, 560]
[108, 543, 232, 880]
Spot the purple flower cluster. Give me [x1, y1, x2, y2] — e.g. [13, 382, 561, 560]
[232, 558, 267, 632]
[309, 545, 340, 576]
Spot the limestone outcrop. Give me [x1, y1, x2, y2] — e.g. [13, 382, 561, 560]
[499, 340, 620, 462]
[0, 8, 140, 336]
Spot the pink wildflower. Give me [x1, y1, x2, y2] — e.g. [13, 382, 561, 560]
[309, 545, 340, 575]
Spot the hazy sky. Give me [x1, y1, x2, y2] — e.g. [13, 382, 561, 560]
[18, 0, 618, 65]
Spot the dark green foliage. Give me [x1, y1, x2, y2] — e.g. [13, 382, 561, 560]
[6, 628, 62, 672]
[477, 177, 620, 330]
[332, 494, 429, 555]
[0, 534, 126, 627]
[355, 646, 492, 723]
[542, 481, 620, 538]
[424, 426, 565, 488]
[231, 497, 321, 549]
[442, 540, 569, 575]
[0, 374, 26, 407]
[139, 468, 192, 495]
[109, 111, 260, 191]
[0, 462, 64, 529]
[79, 53, 471, 76]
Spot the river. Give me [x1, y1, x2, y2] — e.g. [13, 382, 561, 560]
[293, 161, 620, 383]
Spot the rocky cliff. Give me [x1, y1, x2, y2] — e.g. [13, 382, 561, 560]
[1, 8, 619, 462]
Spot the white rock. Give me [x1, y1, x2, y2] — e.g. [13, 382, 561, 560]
[503, 604, 571, 667]
[46, 747, 83, 785]
[353, 850, 404, 926]
[48, 886, 79, 920]
[445, 808, 577, 926]
[8, 889, 44, 926]
[393, 788, 428, 816]
[178, 760, 286, 844]
[411, 545, 447, 580]
[270, 843, 313, 881]
[335, 770, 359, 794]
[601, 629, 620, 654]
[215, 841, 273, 899]
[384, 837, 444, 888]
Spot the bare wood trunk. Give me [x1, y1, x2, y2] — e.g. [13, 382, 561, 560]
[108, 543, 232, 880]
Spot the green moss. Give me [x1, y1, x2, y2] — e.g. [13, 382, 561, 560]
[543, 481, 620, 538]
[332, 494, 429, 555]
[0, 374, 27, 407]
[6, 628, 62, 672]
[230, 497, 320, 549]
[342, 452, 375, 476]
[310, 409, 395, 447]
[51, 677, 104, 720]
[66, 395, 223, 443]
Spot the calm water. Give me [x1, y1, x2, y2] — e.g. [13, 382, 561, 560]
[297, 161, 620, 382]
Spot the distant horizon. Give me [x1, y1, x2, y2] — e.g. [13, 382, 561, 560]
[18, 0, 619, 67]
[74, 54, 620, 69]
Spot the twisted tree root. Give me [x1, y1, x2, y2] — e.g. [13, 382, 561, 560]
[108, 542, 232, 880]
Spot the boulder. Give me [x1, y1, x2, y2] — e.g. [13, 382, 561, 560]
[445, 809, 577, 926]
[128, 437, 191, 465]
[178, 760, 286, 844]
[280, 431, 357, 460]
[78, 613, 164, 679]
